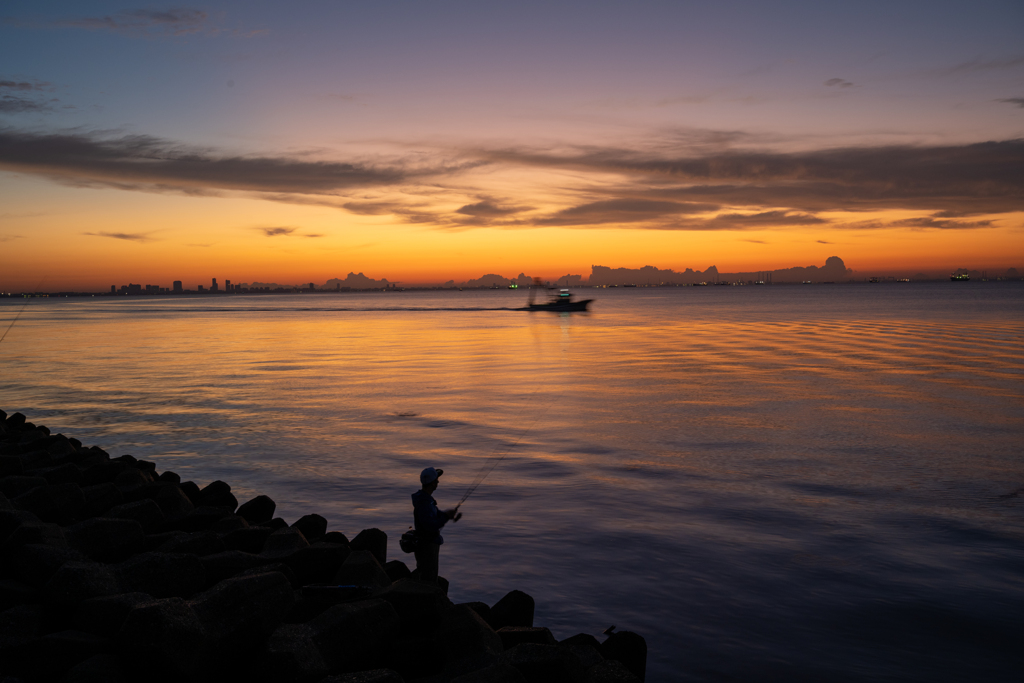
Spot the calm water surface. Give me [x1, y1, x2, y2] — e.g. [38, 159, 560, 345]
[2, 284, 1023, 682]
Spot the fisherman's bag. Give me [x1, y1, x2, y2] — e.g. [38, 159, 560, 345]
[399, 528, 418, 553]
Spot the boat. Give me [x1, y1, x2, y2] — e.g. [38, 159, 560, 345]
[524, 287, 592, 312]
[950, 273, 970, 281]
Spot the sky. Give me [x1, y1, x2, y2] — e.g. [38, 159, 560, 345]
[1, 0, 1022, 290]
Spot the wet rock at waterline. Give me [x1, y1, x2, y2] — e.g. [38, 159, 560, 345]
[0, 411, 646, 682]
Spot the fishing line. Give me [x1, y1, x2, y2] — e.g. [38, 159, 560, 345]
[456, 388, 558, 508]
[0, 300, 30, 345]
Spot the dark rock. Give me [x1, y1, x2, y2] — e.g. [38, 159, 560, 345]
[104, 499, 166, 533]
[154, 485, 194, 522]
[463, 602, 492, 626]
[451, 663, 527, 683]
[68, 437, 82, 450]
[135, 459, 156, 472]
[0, 475, 48, 498]
[262, 527, 310, 559]
[291, 514, 327, 542]
[240, 562, 299, 588]
[190, 570, 294, 660]
[379, 579, 452, 634]
[65, 518, 145, 562]
[158, 531, 224, 557]
[222, 526, 273, 554]
[18, 630, 109, 681]
[257, 622, 328, 682]
[81, 461, 128, 486]
[117, 597, 207, 680]
[142, 530, 189, 552]
[237, 494, 276, 525]
[559, 634, 604, 671]
[500, 643, 585, 683]
[197, 480, 237, 511]
[584, 660, 642, 683]
[75, 592, 154, 637]
[80, 483, 122, 518]
[0, 492, 10, 511]
[7, 543, 83, 587]
[176, 505, 234, 532]
[200, 550, 266, 586]
[1, 511, 67, 551]
[497, 627, 557, 649]
[438, 576, 450, 596]
[322, 531, 349, 545]
[312, 599, 401, 673]
[62, 653, 126, 683]
[157, 470, 181, 484]
[13, 482, 85, 524]
[0, 603, 46, 648]
[383, 560, 412, 583]
[284, 542, 349, 585]
[350, 528, 387, 566]
[440, 604, 503, 667]
[0, 455, 23, 476]
[321, 670, 405, 683]
[116, 552, 206, 599]
[490, 590, 535, 630]
[263, 517, 289, 531]
[385, 635, 443, 679]
[5, 412, 26, 430]
[45, 435, 77, 458]
[0, 579, 35, 612]
[335, 550, 391, 590]
[34, 462, 82, 485]
[600, 631, 646, 682]
[45, 561, 122, 608]
[179, 480, 201, 505]
[112, 468, 149, 492]
[209, 514, 249, 533]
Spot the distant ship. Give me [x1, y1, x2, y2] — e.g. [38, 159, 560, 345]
[524, 283, 592, 312]
[950, 273, 970, 281]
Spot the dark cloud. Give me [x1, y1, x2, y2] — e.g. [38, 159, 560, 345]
[824, 78, 854, 88]
[0, 96, 52, 113]
[0, 234, 24, 242]
[708, 211, 826, 227]
[0, 129, 418, 196]
[997, 98, 1024, 108]
[456, 201, 525, 217]
[537, 199, 719, 226]
[83, 231, 155, 242]
[303, 233, 324, 238]
[742, 239, 767, 244]
[259, 227, 296, 236]
[493, 138, 1024, 219]
[0, 80, 52, 92]
[888, 217, 993, 229]
[817, 240, 834, 244]
[56, 9, 211, 37]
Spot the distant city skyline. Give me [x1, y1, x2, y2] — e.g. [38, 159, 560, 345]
[1, 2, 1022, 292]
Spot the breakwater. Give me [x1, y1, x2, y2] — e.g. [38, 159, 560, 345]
[0, 410, 647, 683]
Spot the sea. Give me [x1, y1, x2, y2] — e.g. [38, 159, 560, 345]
[2, 283, 1022, 682]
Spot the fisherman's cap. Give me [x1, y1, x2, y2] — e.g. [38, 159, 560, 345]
[420, 467, 443, 485]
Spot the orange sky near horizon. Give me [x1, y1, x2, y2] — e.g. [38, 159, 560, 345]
[2, 2, 1022, 291]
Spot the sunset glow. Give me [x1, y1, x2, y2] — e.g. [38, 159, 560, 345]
[2, 1, 1022, 290]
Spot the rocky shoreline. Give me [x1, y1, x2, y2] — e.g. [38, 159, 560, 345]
[0, 410, 646, 683]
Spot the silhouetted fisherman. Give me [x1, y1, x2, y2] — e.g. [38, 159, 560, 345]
[412, 467, 461, 583]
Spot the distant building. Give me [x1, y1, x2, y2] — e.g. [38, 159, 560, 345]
[110, 285, 115, 293]
[225, 279, 232, 293]
[198, 285, 206, 292]
[309, 282, 315, 291]
[173, 281, 183, 293]
[211, 278, 219, 292]
[127, 283, 142, 295]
